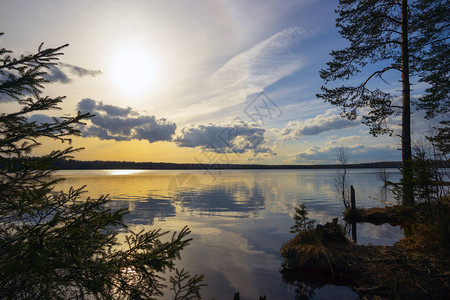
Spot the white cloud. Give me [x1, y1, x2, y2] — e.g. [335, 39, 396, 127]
[293, 144, 400, 164]
[174, 119, 274, 155]
[326, 135, 361, 145]
[280, 110, 360, 140]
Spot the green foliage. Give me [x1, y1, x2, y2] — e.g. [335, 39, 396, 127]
[0, 33, 204, 299]
[392, 139, 449, 206]
[428, 121, 449, 156]
[318, 0, 448, 136]
[290, 204, 315, 234]
[170, 268, 206, 300]
[410, 141, 449, 204]
[412, 1, 449, 120]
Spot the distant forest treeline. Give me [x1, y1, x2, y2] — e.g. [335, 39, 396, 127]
[52, 159, 406, 170]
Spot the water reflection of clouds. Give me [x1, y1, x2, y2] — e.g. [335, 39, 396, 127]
[175, 184, 266, 215]
[54, 169, 403, 233]
[130, 216, 296, 300]
[53, 169, 401, 299]
[355, 223, 404, 246]
[108, 197, 176, 226]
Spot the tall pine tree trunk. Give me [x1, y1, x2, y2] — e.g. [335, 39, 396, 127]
[401, 0, 414, 205]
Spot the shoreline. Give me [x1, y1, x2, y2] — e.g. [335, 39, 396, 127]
[51, 159, 404, 170]
[281, 202, 450, 299]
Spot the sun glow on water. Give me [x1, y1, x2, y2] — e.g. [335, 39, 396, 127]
[104, 169, 146, 176]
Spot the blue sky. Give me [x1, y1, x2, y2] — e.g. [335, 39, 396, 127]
[0, 0, 435, 164]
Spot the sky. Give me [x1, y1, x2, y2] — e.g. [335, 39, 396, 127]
[0, 0, 436, 164]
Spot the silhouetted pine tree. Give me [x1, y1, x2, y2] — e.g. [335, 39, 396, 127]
[0, 32, 204, 299]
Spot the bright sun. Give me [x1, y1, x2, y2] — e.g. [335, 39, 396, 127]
[110, 47, 159, 97]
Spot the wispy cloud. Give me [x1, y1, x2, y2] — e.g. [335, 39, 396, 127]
[171, 27, 308, 122]
[280, 110, 360, 140]
[59, 62, 102, 77]
[209, 27, 307, 97]
[45, 65, 71, 83]
[77, 99, 176, 143]
[44, 63, 102, 84]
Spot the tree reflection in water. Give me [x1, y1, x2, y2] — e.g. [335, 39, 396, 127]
[281, 269, 357, 300]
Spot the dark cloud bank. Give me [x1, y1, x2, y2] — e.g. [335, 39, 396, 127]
[174, 121, 273, 155]
[77, 99, 176, 143]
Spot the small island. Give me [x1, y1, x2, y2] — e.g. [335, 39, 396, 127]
[281, 197, 450, 298]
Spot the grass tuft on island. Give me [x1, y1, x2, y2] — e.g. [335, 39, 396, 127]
[343, 200, 449, 227]
[281, 200, 450, 299]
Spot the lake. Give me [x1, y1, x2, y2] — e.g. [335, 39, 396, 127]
[53, 169, 403, 299]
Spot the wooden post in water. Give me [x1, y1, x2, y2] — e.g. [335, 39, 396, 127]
[350, 185, 356, 210]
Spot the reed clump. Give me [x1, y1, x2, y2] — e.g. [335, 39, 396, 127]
[281, 219, 353, 278]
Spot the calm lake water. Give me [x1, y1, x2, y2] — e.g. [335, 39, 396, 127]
[53, 169, 403, 300]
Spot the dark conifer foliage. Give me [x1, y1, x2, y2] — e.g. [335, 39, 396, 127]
[0, 32, 204, 299]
